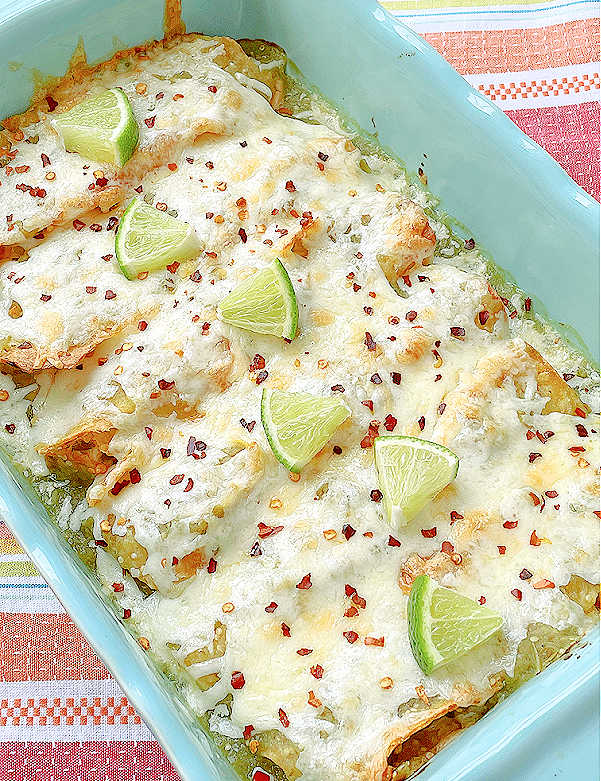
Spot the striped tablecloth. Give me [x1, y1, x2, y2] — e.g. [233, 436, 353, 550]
[1, 2, 599, 779]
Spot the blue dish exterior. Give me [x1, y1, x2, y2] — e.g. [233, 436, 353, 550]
[0, 2, 598, 780]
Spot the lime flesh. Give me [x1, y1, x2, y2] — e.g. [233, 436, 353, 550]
[374, 435, 459, 527]
[115, 198, 201, 280]
[53, 87, 138, 168]
[261, 388, 349, 472]
[218, 259, 298, 340]
[408, 574, 503, 674]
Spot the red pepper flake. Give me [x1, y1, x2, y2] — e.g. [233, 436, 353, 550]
[362, 400, 374, 412]
[569, 446, 585, 453]
[265, 602, 278, 613]
[249, 354, 266, 372]
[344, 584, 356, 597]
[519, 569, 533, 580]
[503, 520, 518, 529]
[158, 379, 175, 391]
[72, 219, 85, 231]
[478, 310, 490, 326]
[529, 452, 542, 463]
[390, 372, 401, 385]
[144, 115, 156, 128]
[231, 671, 245, 689]
[344, 606, 359, 618]
[437, 402, 446, 415]
[281, 622, 291, 637]
[112, 582, 124, 593]
[526, 430, 535, 440]
[207, 558, 217, 574]
[296, 573, 312, 590]
[370, 489, 383, 502]
[101, 254, 113, 262]
[278, 708, 289, 727]
[258, 522, 284, 539]
[497, 545, 506, 555]
[352, 282, 362, 292]
[533, 579, 555, 590]
[243, 725, 254, 741]
[95, 177, 108, 188]
[297, 648, 312, 656]
[207, 85, 218, 93]
[576, 424, 588, 437]
[40, 293, 51, 302]
[169, 474, 184, 485]
[129, 468, 141, 485]
[310, 664, 324, 679]
[478, 596, 486, 605]
[364, 331, 377, 351]
[524, 297, 532, 312]
[104, 290, 116, 300]
[110, 481, 127, 496]
[238, 227, 248, 243]
[441, 541, 454, 555]
[363, 306, 373, 316]
[46, 95, 58, 111]
[383, 414, 397, 432]
[249, 541, 262, 557]
[421, 527, 437, 538]
[528, 492, 540, 507]
[40, 153, 51, 168]
[331, 384, 345, 393]
[255, 370, 268, 385]
[405, 310, 417, 322]
[574, 407, 587, 418]
[342, 524, 356, 540]
[364, 636, 384, 647]
[511, 588, 522, 601]
[450, 511, 464, 522]
[594, 511, 601, 520]
[4, 424, 15, 434]
[333, 445, 342, 454]
[545, 490, 558, 498]
[160, 448, 171, 459]
[343, 631, 358, 644]
[285, 180, 296, 192]
[388, 535, 401, 547]
[184, 478, 194, 493]
[166, 261, 180, 274]
[123, 608, 131, 619]
[450, 326, 465, 340]
[530, 530, 541, 547]
[351, 594, 366, 609]
[418, 415, 425, 431]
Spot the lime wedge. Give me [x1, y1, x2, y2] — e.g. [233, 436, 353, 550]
[408, 574, 503, 674]
[115, 198, 201, 280]
[374, 436, 458, 527]
[261, 388, 349, 472]
[53, 88, 138, 167]
[217, 260, 298, 340]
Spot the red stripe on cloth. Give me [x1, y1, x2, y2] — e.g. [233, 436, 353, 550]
[506, 101, 600, 201]
[0, 741, 180, 781]
[423, 19, 600, 74]
[0, 614, 109, 682]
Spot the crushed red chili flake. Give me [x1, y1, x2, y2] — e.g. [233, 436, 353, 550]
[388, 535, 401, 547]
[526, 430, 535, 441]
[207, 558, 217, 574]
[238, 227, 248, 243]
[563, 372, 575, 381]
[296, 573, 312, 590]
[364, 306, 374, 316]
[533, 579, 555, 589]
[297, 648, 313, 656]
[511, 588, 522, 601]
[478, 310, 490, 326]
[364, 331, 377, 351]
[530, 530, 541, 546]
[285, 180, 296, 192]
[4, 424, 15, 434]
[421, 527, 437, 538]
[545, 490, 558, 498]
[249, 541, 262, 557]
[231, 671, 245, 689]
[418, 415, 425, 431]
[129, 468, 141, 485]
[344, 606, 359, 618]
[281, 623, 291, 637]
[112, 582, 124, 593]
[576, 424, 588, 437]
[497, 545, 506, 555]
[352, 282, 361, 292]
[450, 326, 465, 339]
[318, 151, 329, 162]
[503, 520, 518, 529]
[343, 631, 358, 644]
[441, 541, 454, 555]
[104, 290, 116, 300]
[310, 664, 324, 679]
[333, 445, 342, 455]
[160, 448, 171, 459]
[390, 372, 401, 385]
[437, 402, 446, 415]
[405, 310, 417, 322]
[258, 522, 284, 539]
[170, 474, 184, 485]
[40, 293, 51, 302]
[265, 602, 278, 613]
[123, 608, 131, 619]
[569, 446, 585, 453]
[342, 524, 356, 540]
[184, 478, 194, 493]
[450, 511, 464, 522]
[362, 399, 374, 412]
[345, 584, 356, 597]
[144, 115, 156, 128]
[370, 489, 383, 503]
[519, 569, 533, 580]
[384, 414, 397, 431]
[255, 370, 268, 385]
[574, 407, 587, 418]
[243, 725, 254, 741]
[478, 596, 486, 605]
[110, 481, 128, 496]
[524, 297, 532, 312]
[101, 254, 113, 262]
[364, 636, 384, 647]
[72, 219, 85, 231]
[158, 379, 175, 390]
[278, 708, 289, 728]
[529, 452, 542, 463]
[331, 384, 345, 393]
[352, 594, 366, 609]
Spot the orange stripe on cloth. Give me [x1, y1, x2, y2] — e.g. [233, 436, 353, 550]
[0, 614, 110, 682]
[424, 18, 600, 75]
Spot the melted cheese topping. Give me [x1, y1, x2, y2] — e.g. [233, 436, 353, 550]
[1, 35, 598, 781]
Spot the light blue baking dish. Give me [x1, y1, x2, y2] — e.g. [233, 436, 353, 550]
[0, 1, 599, 780]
